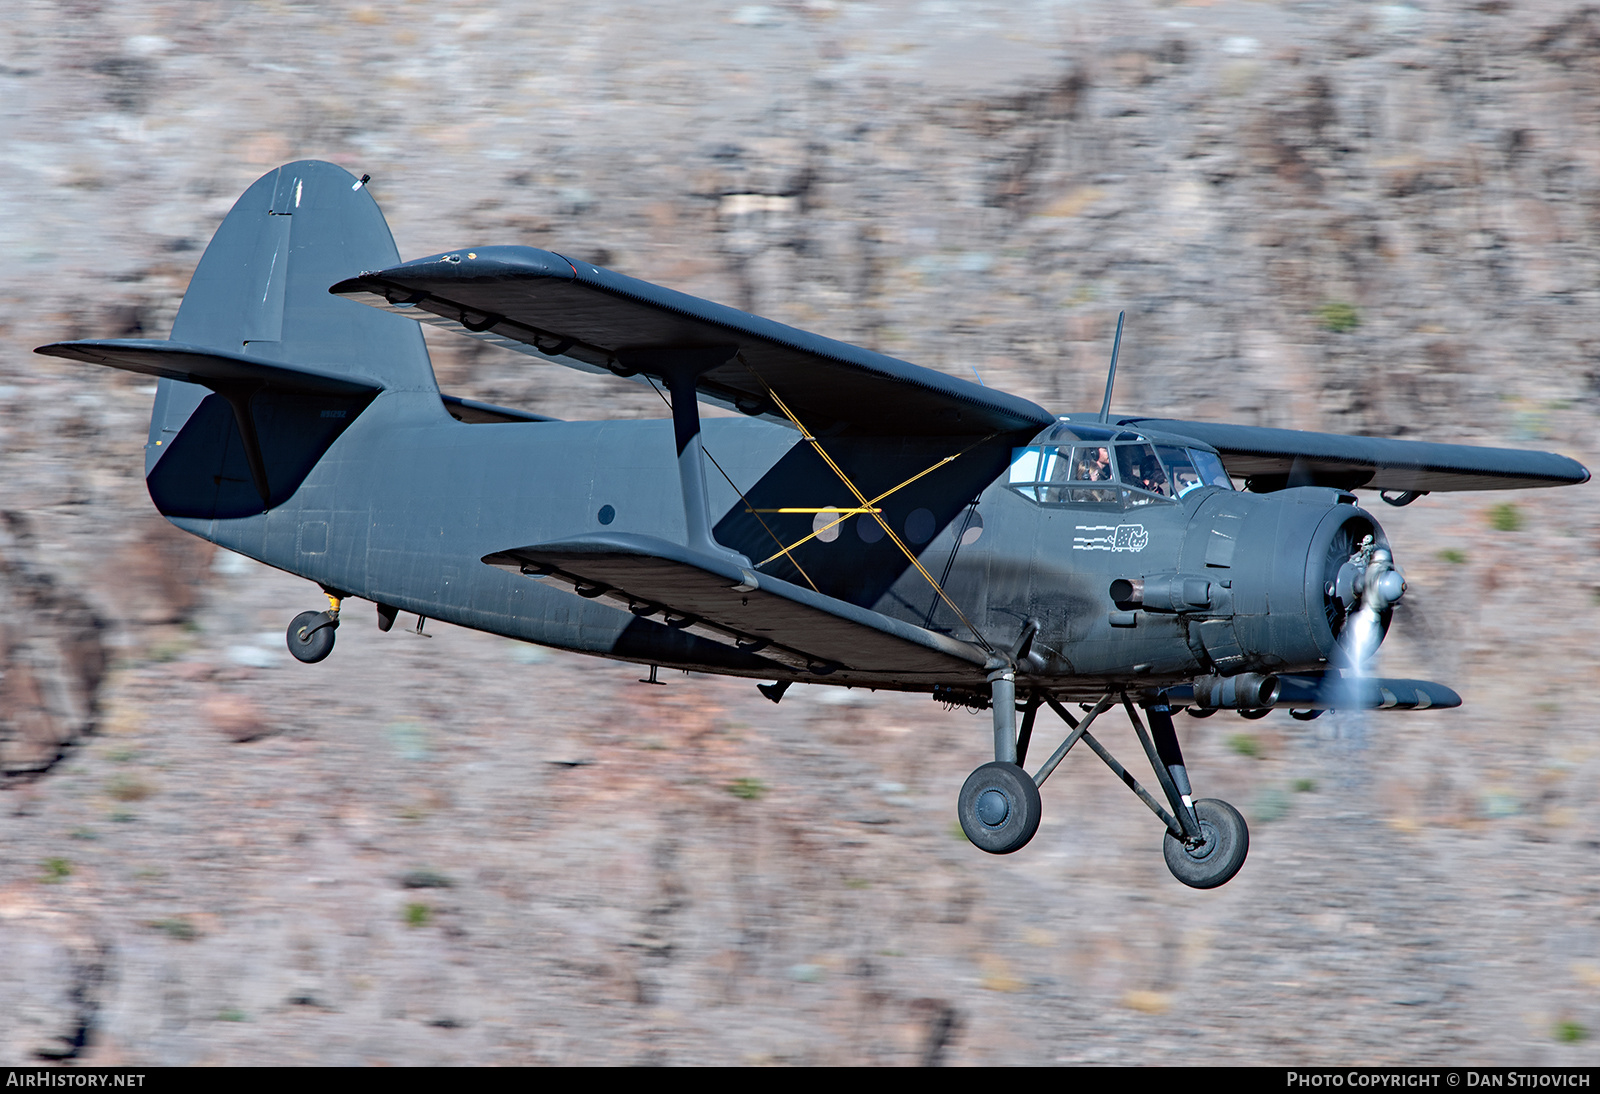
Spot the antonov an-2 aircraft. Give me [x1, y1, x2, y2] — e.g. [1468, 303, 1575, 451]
[39, 162, 1588, 888]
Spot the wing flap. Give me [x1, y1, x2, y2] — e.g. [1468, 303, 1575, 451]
[483, 532, 987, 677]
[1123, 417, 1589, 493]
[334, 246, 1054, 438]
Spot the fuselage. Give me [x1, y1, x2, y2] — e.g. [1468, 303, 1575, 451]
[157, 388, 1375, 697]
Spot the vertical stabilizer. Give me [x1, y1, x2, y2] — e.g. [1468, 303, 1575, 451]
[169, 161, 435, 392]
[142, 162, 435, 518]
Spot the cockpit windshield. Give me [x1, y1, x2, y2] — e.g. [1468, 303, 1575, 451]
[1007, 440, 1233, 506]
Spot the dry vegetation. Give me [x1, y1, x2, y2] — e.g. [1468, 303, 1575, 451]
[2, 0, 1599, 1066]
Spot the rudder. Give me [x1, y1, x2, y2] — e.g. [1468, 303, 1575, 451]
[168, 160, 435, 392]
[139, 162, 435, 519]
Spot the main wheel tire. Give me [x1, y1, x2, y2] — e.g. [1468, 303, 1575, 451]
[287, 610, 337, 664]
[1163, 798, 1249, 889]
[958, 761, 1042, 855]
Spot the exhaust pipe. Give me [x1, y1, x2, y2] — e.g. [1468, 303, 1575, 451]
[1191, 672, 1280, 711]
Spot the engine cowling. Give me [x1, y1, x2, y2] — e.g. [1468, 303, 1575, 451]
[1178, 487, 1398, 675]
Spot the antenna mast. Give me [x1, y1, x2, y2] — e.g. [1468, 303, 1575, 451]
[1097, 310, 1125, 424]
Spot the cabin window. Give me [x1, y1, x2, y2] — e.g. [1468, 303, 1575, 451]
[1007, 442, 1232, 506]
[1006, 444, 1123, 505]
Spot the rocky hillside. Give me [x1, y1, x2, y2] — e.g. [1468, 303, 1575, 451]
[2, 0, 1598, 1066]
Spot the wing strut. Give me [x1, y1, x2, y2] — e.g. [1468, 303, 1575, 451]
[742, 358, 995, 655]
[643, 374, 822, 592]
[620, 345, 752, 572]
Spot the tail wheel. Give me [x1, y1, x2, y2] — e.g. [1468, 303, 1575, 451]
[287, 610, 338, 664]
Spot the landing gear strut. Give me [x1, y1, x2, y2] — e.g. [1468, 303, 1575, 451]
[956, 632, 1045, 853]
[956, 684, 1249, 888]
[287, 592, 341, 664]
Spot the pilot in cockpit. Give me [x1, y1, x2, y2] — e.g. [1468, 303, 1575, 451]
[1076, 446, 1111, 482]
[1139, 459, 1169, 496]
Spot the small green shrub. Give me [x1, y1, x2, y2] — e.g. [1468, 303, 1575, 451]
[150, 918, 198, 941]
[1227, 734, 1262, 759]
[1436, 548, 1467, 565]
[404, 902, 432, 928]
[1252, 787, 1290, 822]
[1556, 1020, 1588, 1043]
[727, 778, 766, 801]
[41, 858, 71, 883]
[1317, 302, 1360, 333]
[1488, 503, 1523, 532]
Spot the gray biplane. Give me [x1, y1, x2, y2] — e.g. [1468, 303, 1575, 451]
[40, 161, 1589, 888]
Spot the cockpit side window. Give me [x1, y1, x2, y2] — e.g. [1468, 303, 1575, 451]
[1073, 446, 1113, 483]
[1155, 445, 1203, 497]
[1189, 448, 1234, 490]
[1008, 446, 1046, 493]
[1009, 444, 1127, 505]
[1011, 432, 1235, 507]
[1116, 444, 1168, 498]
[1010, 440, 1230, 506]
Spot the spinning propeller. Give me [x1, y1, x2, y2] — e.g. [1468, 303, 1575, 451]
[1324, 530, 1407, 708]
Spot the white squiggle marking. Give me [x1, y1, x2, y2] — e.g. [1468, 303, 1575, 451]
[1073, 523, 1149, 552]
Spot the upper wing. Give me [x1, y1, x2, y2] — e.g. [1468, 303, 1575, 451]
[483, 531, 988, 679]
[332, 246, 1054, 438]
[1120, 417, 1590, 493]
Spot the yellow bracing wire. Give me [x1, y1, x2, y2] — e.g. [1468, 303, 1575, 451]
[750, 443, 986, 566]
[746, 369, 995, 653]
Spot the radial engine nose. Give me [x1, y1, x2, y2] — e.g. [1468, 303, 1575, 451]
[1183, 489, 1399, 674]
[1327, 539, 1405, 667]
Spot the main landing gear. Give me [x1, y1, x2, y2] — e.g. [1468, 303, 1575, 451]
[957, 676, 1249, 889]
[286, 591, 342, 664]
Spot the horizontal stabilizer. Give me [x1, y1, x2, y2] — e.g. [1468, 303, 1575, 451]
[1167, 674, 1461, 711]
[335, 247, 1054, 438]
[1118, 417, 1589, 493]
[36, 339, 382, 398]
[483, 532, 987, 677]
[439, 394, 558, 424]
